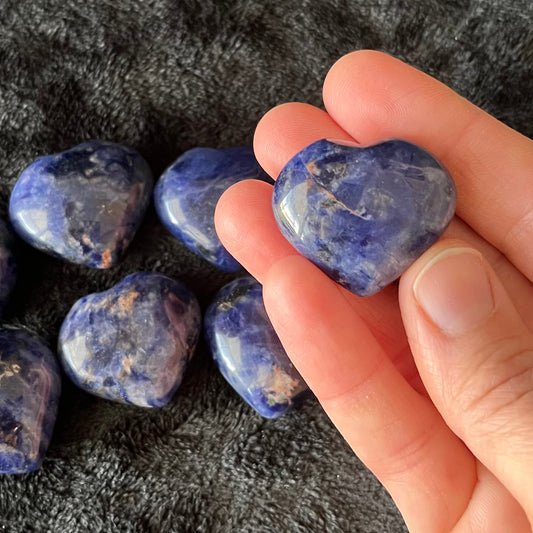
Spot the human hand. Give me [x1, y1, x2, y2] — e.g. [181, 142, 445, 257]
[215, 50, 533, 532]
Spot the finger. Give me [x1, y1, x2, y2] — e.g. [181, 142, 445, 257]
[400, 239, 533, 521]
[215, 180, 300, 278]
[253, 102, 352, 178]
[262, 254, 477, 533]
[215, 179, 424, 392]
[218, 184, 532, 531]
[443, 217, 533, 331]
[251, 98, 533, 330]
[453, 464, 530, 532]
[323, 50, 533, 282]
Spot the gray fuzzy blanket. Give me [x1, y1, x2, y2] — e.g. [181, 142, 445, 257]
[0, 1, 532, 531]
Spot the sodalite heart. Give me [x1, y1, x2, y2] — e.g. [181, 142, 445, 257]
[204, 277, 308, 418]
[58, 272, 201, 407]
[154, 146, 268, 271]
[9, 140, 153, 268]
[273, 139, 457, 296]
[0, 220, 17, 316]
[0, 329, 61, 474]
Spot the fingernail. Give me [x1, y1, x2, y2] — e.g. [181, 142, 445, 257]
[413, 248, 495, 336]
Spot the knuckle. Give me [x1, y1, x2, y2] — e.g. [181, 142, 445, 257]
[500, 206, 533, 261]
[376, 417, 444, 480]
[454, 342, 533, 447]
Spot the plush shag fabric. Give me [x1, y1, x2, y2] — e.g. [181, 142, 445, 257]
[0, 1, 532, 531]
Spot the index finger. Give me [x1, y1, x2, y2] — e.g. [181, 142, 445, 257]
[323, 50, 533, 282]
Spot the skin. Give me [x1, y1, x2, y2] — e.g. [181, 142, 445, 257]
[215, 50, 533, 532]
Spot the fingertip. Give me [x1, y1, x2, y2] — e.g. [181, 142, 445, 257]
[325, 49, 400, 84]
[253, 102, 351, 178]
[399, 239, 470, 295]
[214, 180, 247, 254]
[214, 179, 298, 282]
[414, 247, 495, 336]
[215, 178, 273, 250]
[324, 50, 398, 132]
[323, 49, 460, 147]
[324, 50, 395, 96]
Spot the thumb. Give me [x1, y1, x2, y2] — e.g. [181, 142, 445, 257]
[399, 239, 533, 521]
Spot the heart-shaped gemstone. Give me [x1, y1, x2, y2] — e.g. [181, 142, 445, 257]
[58, 272, 201, 407]
[154, 146, 268, 271]
[273, 139, 457, 296]
[0, 329, 61, 474]
[9, 140, 153, 268]
[204, 277, 308, 418]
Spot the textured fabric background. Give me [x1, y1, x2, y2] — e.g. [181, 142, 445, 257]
[0, 1, 532, 532]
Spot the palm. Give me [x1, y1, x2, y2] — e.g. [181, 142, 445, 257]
[216, 51, 533, 532]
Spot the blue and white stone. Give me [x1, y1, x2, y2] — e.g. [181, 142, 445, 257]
[273, 139, 456, 296]
[9, 141, 153, 268]
[58, 272, 201, 407]
[154, 146, 268, 271]
[204, 277, 308, 418]
[0, 220, 17, 315]
[0, 329, 61, 474]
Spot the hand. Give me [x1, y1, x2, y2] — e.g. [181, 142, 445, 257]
[215, 50, 533, 532]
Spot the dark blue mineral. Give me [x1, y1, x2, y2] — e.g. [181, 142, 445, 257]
[273, 139, 456, 296]
[58, 272, 201, 407]
[204, 277, 308, 418]
[9, 141, 153, 268]
[154, 146, 268, 271]
[0, 329, 61, 474]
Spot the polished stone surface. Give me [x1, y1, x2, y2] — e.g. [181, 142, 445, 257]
[0, 329, 61, 474]
[273, 139, 456, 296]
[9, 141, 153, 268]
[58, 272, 201, 407]
[154, 146, 268, 271]
[0, 220, 16, 316]
[204, 277, 308, 418]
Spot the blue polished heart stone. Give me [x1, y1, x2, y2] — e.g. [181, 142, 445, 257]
[273, 139, 457, 296]
[154, 146, 268, 271]
[58, 272, 201, 407]
[0, 329, 61, 474]
[9, 140, 153, 268]
[0, 220, 17, 316]
[204, 277, 308, 418]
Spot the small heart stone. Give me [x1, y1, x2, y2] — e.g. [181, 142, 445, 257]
[0, 329, 61, 474]
[273, 139, 457, 296]
[9, 140, 153, 268]
[204, 277, 308, 418]
[58, 272, 201, 407]
[154, 146, 268, 271]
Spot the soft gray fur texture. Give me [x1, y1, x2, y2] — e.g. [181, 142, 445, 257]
[0, 1, 532, 531]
